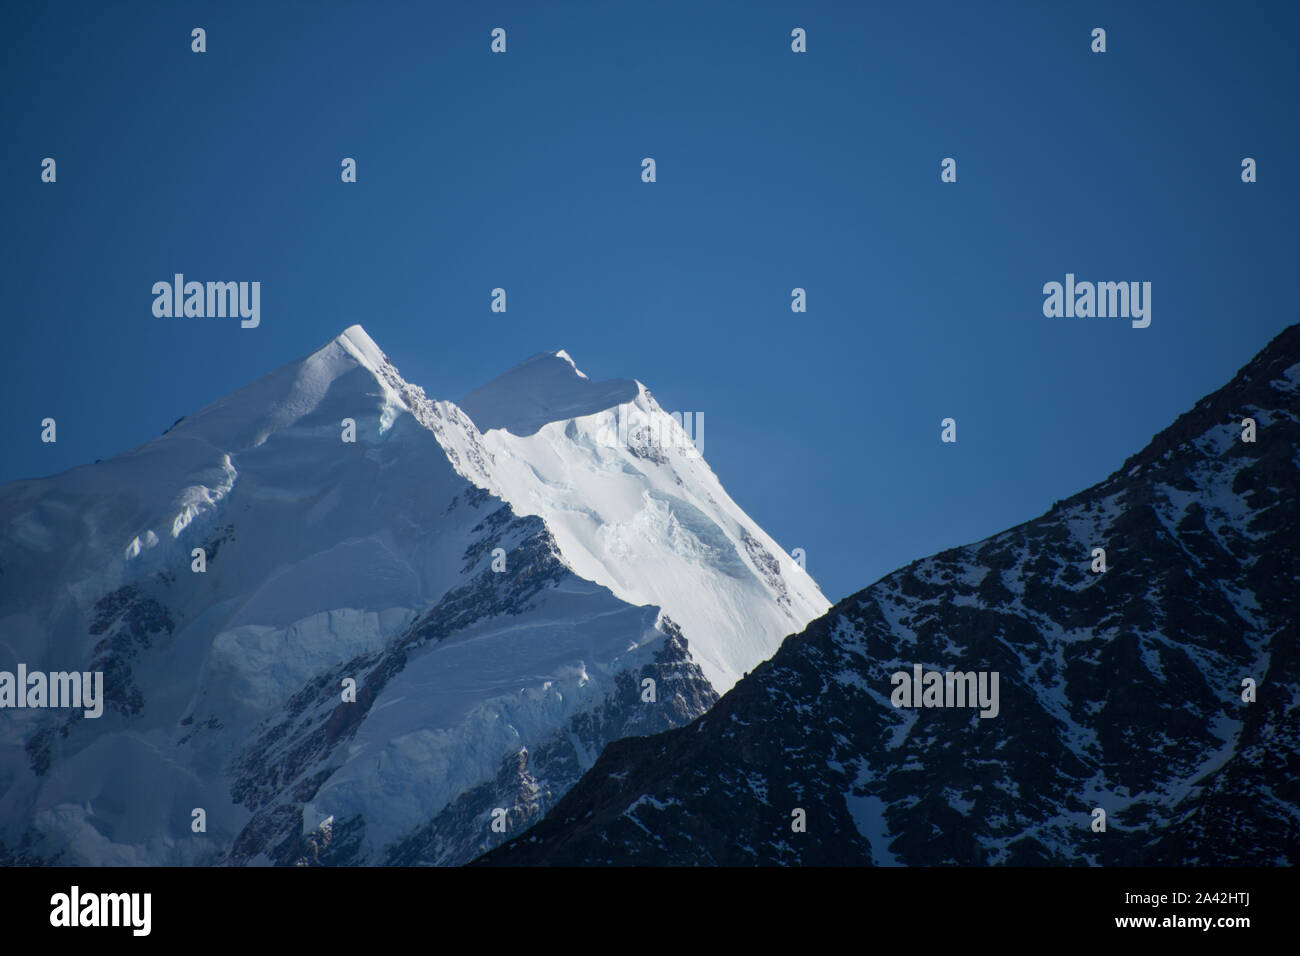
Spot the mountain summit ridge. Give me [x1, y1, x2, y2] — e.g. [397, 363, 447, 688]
[0, 326, 827, 866]
[457, 346, 639, 437]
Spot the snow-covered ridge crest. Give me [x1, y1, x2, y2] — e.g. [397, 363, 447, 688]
[0, 323, 826, 866]
[287, 326, 829, 694]
[458, 348, 639, 437]
[446, 343, 830, 694]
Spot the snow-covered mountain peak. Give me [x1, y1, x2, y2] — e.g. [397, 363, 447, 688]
[458, 350, 639, 437]
[0, 326, 829, 866]
[333, 324, 388, 372]
[553, 349, 588, 378]
[442, 344, 830, 694]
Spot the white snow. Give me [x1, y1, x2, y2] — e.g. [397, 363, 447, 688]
[458, 350, 639, 437]
[0, 325, 828, 865]
[448, 351, 829, 693]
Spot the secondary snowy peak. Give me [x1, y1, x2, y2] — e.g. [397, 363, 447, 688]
[446, 350, 830, 694]
[458, 350, 638, 436]
[553, 350, 585, 376]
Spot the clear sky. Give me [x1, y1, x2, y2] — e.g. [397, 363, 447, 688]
[2, 1, 1296, 603]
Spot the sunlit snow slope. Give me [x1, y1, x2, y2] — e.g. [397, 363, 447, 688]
[457, 349, 829, 694]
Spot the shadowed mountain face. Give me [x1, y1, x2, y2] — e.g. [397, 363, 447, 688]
[479, 325, 1300, 867]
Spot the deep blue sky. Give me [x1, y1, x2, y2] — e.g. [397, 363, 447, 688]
[3, 1, 1296, 603]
